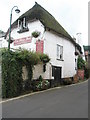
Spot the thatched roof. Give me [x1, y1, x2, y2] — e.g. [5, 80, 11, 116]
[12, 2, 75, 44]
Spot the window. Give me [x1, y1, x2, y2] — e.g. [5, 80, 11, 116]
[17, 17, 29, 33]
[57, 44, 63, 60]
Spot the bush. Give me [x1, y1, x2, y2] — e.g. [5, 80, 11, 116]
[38, 75, 43, 81]
[24, 80, 31, 91]
[63, 78, 72, 85]
[31, 75, 50, 91]
[77, 56, 86, 69]
[84, 68, 90, 79]
[36, 80, 50, 90]
[2, 50, 23, 98]
[39, 53, 50, 63]
[1, 49, 50, 98]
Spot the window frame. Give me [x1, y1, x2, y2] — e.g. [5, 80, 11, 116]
[57, 44, 63, 61]
[17, 17, 29, 33]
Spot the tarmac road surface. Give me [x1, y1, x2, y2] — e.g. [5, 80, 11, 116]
[2, 80, 88, 118]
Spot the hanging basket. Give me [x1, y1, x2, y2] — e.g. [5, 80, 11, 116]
[32, 31, 40, 38]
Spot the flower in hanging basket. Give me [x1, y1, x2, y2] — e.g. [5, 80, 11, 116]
[40, 54, 50, 63]
[32, 31, 40, 38]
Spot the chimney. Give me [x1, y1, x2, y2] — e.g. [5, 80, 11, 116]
[76, 33, 84, 56]
[76, 33, 82, 45]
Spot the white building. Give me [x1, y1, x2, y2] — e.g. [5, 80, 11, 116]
[5, 2, 76, 81]
[0, 30, 7, 48]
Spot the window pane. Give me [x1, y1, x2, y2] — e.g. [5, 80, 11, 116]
[57, 45, 63, 60]
[57, 45, 59, 57]
[57, 45, 60, 59]
[60, 46, 63, 60]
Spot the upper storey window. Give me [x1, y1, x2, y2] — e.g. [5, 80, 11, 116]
[17, 17, 29, 33]
[57, 44, 63, 60]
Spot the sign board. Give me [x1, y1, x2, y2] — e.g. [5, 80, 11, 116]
[36, 40, 44, 53]
[14, 36, 32, 46]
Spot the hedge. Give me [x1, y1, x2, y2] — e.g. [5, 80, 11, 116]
[1, 48, 50, 98]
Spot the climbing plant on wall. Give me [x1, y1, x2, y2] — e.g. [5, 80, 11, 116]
[1, 48, 50, 98]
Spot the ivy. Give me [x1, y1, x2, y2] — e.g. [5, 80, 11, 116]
[2, 49, 23, 98]
[1, 48, 50, 98]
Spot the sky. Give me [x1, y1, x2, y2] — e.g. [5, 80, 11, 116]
[0, 0, 89, 45]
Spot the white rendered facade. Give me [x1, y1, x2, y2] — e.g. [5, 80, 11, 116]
[5, 20, 76, 80]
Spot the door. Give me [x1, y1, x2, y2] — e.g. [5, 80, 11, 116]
[52, 66, 62, 81]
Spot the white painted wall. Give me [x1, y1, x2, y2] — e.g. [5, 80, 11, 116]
[44, 31, 64, 78]
[4, 20, 76, 79]
[63, 38, 76, 77]
[44, 31, 76, 78]
[7, 20, 45, 51]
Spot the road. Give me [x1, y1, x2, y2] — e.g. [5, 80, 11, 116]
[2, 81, 88, 118]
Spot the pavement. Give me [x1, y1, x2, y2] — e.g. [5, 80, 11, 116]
[1, 80, 88, 118]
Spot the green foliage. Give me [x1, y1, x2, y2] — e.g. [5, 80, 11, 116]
[16, 49, 50, 65]
[36, 75, 50, 90]
[84, 68, 90, 79]
[2, 49, 23, 98]
[77, 56, 86, 70]
[32, 31, 40, 38]
[63, 78, 72, 85]
[38, 75, 43, 81]
[39, 53, 50, 63]
[1, 48, 50, 98]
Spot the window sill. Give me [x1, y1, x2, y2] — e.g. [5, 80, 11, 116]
[56, 59, 64, 61]
[17, 28, 29, 33]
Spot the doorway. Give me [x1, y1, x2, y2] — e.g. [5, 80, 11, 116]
[52, 66, 62, 81]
